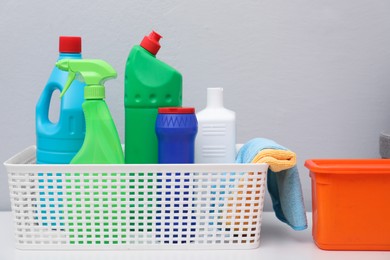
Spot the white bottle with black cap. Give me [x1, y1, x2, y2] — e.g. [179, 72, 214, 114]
[195, 88, 236, 163]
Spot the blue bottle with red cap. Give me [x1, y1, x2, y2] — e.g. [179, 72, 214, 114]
[36, 36, 85, 164]
[35, 36, 85, 227]
[156, 107, 198, 163]
[155, 107, 198, 242]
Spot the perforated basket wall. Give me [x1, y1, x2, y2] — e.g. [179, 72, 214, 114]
[4, 146, 268, 250]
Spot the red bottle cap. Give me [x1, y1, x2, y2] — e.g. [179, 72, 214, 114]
[158, 107, 195, 114]
[140, 31, 162, 55]
[59, 36, 82, 53]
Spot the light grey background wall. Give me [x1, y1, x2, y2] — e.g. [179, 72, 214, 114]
[1, 0, 390, 212]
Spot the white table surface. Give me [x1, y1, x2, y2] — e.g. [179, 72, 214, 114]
[0, 212, 388, 260]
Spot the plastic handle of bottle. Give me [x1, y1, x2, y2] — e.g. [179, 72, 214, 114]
[36, 82, 62, 134]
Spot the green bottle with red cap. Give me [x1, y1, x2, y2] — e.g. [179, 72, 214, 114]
[124, 31, 183, 164]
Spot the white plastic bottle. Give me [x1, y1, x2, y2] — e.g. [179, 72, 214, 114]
[195, 88, 236, 163]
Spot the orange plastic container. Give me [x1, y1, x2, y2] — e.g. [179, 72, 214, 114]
[305, 159, 390, 251]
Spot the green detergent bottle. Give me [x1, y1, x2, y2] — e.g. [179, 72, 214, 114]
[125, 31, 182, 163]
[57, 59, 124, 164]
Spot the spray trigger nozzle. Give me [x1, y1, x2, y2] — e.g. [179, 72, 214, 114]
[60, 71, 75, 98]
[56, 59, 117, 100]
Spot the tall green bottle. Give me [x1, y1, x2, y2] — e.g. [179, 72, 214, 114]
[125, 31, 182, 164]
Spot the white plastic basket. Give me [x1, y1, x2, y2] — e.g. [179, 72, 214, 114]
[4, 146, 268, 250]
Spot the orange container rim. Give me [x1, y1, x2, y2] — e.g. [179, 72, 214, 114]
[305, 159, 390, 174]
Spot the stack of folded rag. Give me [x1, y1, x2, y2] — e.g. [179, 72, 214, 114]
[233, 138, 307, 231]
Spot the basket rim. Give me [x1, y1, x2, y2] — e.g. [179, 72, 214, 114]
[4, 146, 269, 173]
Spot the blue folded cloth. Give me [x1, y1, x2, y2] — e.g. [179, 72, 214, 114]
[236, 138, 307, 231]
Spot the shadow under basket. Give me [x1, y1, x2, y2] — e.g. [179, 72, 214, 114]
[305, 159, 390, 251]
[4, 146, 268, 250]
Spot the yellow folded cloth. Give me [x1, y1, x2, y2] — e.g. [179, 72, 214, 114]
[251, 149, 296, 172]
